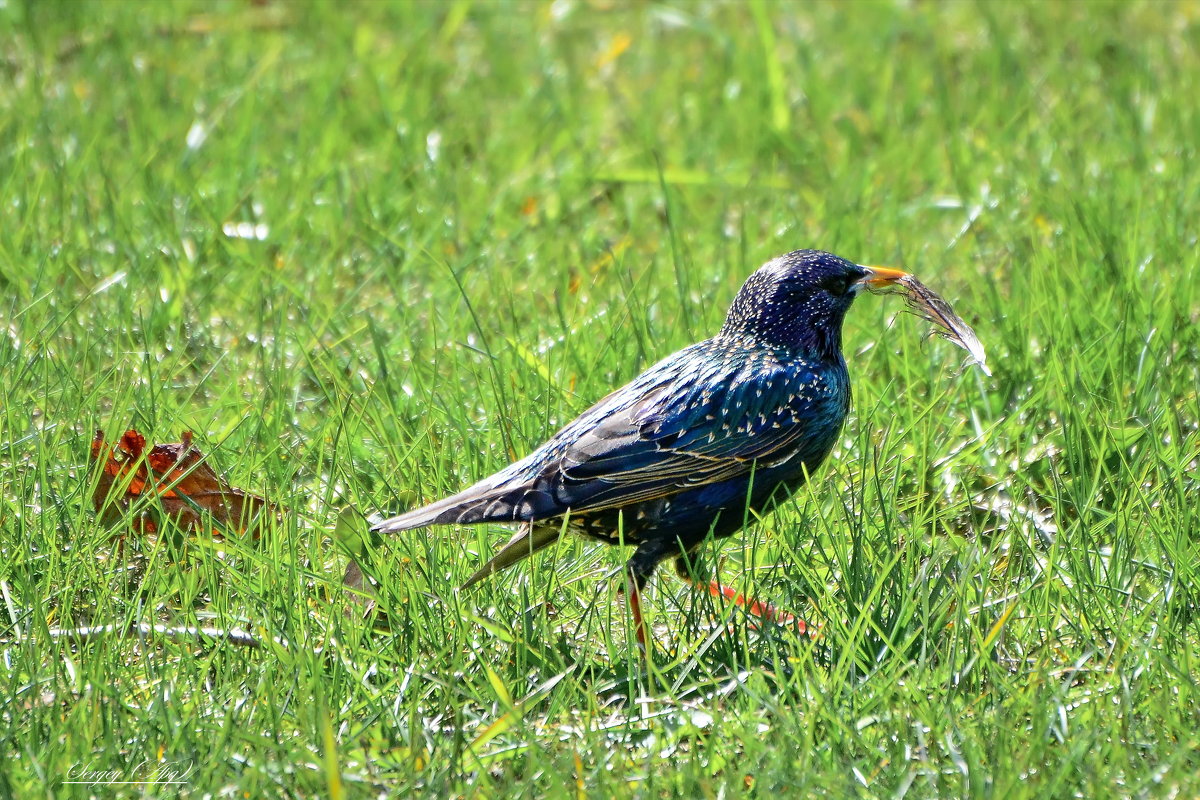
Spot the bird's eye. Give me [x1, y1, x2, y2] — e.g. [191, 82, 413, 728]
[821, 274, 853, 296]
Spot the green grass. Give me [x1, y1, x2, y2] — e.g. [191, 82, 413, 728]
[2, 0, 1199, 796]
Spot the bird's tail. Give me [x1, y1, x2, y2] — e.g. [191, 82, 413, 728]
[371, 475, 567, 589]
[371, 474, 556, 534]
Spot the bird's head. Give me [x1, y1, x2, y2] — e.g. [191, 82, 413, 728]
[719, 249, 908, 356]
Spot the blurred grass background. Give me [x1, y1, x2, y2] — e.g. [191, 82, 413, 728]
[1, 0, 1198, 797]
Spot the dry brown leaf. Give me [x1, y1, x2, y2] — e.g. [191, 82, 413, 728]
[90, 429, 275, 537]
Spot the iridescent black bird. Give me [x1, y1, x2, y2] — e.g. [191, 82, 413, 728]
[374, 250, 908, 645]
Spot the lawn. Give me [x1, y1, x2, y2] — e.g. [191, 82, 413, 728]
[2, 1, 1199, 797]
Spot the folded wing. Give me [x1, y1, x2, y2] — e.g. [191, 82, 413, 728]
[373, 348, 838, 533]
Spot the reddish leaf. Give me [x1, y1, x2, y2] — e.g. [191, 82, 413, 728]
[90, 429, 275, 538]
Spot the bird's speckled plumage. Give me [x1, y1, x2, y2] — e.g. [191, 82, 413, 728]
[375, 250, 874, 595]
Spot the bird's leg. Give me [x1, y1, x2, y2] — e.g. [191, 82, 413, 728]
[619, 542, 674, 653]
[674, 557, 812, 635]
[697, 579, 807, 634]
[620, 582, 648, 650]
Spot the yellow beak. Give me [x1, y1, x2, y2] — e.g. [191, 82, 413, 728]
[856, 265, 910, 287]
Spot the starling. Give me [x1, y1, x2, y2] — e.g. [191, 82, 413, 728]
[374, 250, 908, 645]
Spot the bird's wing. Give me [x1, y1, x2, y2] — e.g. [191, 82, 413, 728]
[553, 359, 842, 512]
[373, 350, 844, 533]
